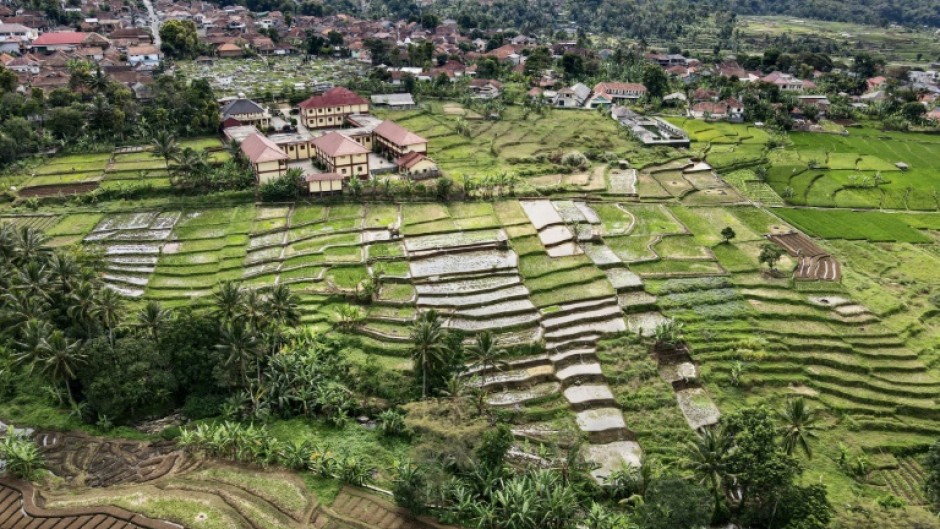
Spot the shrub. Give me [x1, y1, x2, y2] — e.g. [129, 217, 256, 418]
[259, 170, 303, 201]
[378, 409, 411, 438]
[0, 433, 44, 480]
[392, 461, 428, 514]
[561, 150, 589, 169]
[182, 393, 226, 420]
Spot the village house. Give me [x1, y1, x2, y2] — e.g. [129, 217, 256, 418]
[305, 172, 346, 195]
[221, 97, 271, 128]
[762, 71, 815, 92]
[554, 83, 591, 108]
[593, 82, 647, 104]
[31, 31, 109, 54]
[0, 23, 36, 53]
[469, 78, 503, 99]
[396, 151, 439, 179]
[796, 95, 831, 117]
[690, 98, 744, 121]
[127, 45, 162, 68]
[370, 93, 416, 110]
[216, 42, 244, 58]
[310, 131, 370, 178]
[240, 132, 288, 184]
[373, 120, 428, 159]
[298, 86, 370, 129]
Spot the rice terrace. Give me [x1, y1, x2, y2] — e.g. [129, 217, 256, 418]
[4, 5, 940, 529]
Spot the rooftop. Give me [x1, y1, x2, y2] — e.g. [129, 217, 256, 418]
[374, 120, 427, 146]
[311, 131, 369, 157]
[241, 132, 288, 163]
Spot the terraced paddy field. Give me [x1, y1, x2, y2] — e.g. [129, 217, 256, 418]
[8, 196, 940, 521]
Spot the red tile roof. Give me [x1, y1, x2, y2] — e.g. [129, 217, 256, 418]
[241, 133, 288, 163]
[33, 31, 88, 46]
[312, 131, 369, 157]
[374, 120, 427, 146]
[299, 86, 368, 109]
[396, 151, 431, 169]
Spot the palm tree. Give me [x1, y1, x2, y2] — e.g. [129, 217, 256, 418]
[37, 330, 87, 405]
[779, 397, 819, 458]
[684, 425, 732, 502]
[12, 226, 49, 265]
[91, 287, 124, 347]
[66, 280, 98, 333]
[12, 319, 53, 369]
[86, 67, 110, 93]
[466, 331, 505, 388]
[151, 130, 180, 171]
[1, 290, 51, 335]
[137, 301, 170, 341]
[171, 147, 210, 188]
[240, 288, 268, 333]
[265, 284, 300, 354]
[47, 253, 79, 292]
[217, 321, 261, 388]
[13, 261, 51, 301]
[213, 281, 244, 323]
[410, 309, 448, 399]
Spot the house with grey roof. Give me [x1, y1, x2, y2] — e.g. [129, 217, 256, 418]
[220, 97, 270, 128]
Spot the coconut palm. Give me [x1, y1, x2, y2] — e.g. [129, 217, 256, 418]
[1, 290, 51, 335]
[12, 319, 53, 368]
[91, 287, 124, 347]
[12, 226, 49, 265]
[684, 425, 733, 501]
[150, 129, 180, 170]
[466, 331, 506, 390]
[410, 309, 448, 398]
[217, 321, 261, 388]
[86, 67, 110, 93]
[240, 288, 267, 332]
[37, 330, 87, 404]
[46, 253, 80, 292]
[213, 281, 244, 323]
[171, 147, 211, 188]
[66, 280, 98, 333]
[265, 284, 301, 354]
[137, 301, 170, 341]
[13, 261, 51, 301]
[779, 397, 819, 458]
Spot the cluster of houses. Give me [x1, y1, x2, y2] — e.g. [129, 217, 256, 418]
[525, 81, 649, 110]
[221, 87, 438, 194]
[0, 24, 160, 95]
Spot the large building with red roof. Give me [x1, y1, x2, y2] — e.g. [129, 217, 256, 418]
[373, 120, 428, 158]
[31, 31, 109, 53]
[298, 87, 369, 129]
[310, 131, 370, 178]
[239, 132, 288, 183]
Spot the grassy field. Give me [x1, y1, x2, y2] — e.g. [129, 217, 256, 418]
[372, 102, 649, 183]
[767, 127, 940, 210]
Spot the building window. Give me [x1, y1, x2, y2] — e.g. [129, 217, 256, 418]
[341, 168, 347, 174]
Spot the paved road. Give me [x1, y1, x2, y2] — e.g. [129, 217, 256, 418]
[143, 0, 161, 48]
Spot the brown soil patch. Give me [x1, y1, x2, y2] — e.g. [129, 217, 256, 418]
[35, 430, 194, 488]
[767, 231, 841, 281]
[19, 182, 99, 198]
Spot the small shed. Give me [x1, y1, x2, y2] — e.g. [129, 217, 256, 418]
[895, 162, 909, 171]
[306, 172, 345, 195]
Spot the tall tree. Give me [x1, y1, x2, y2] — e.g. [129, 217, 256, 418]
[410, 310, 448, 398]
[778, 397, 819, 458]
[151, 130, 180, 171]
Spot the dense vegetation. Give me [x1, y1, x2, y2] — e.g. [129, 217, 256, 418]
[0, 66, 218, 167]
